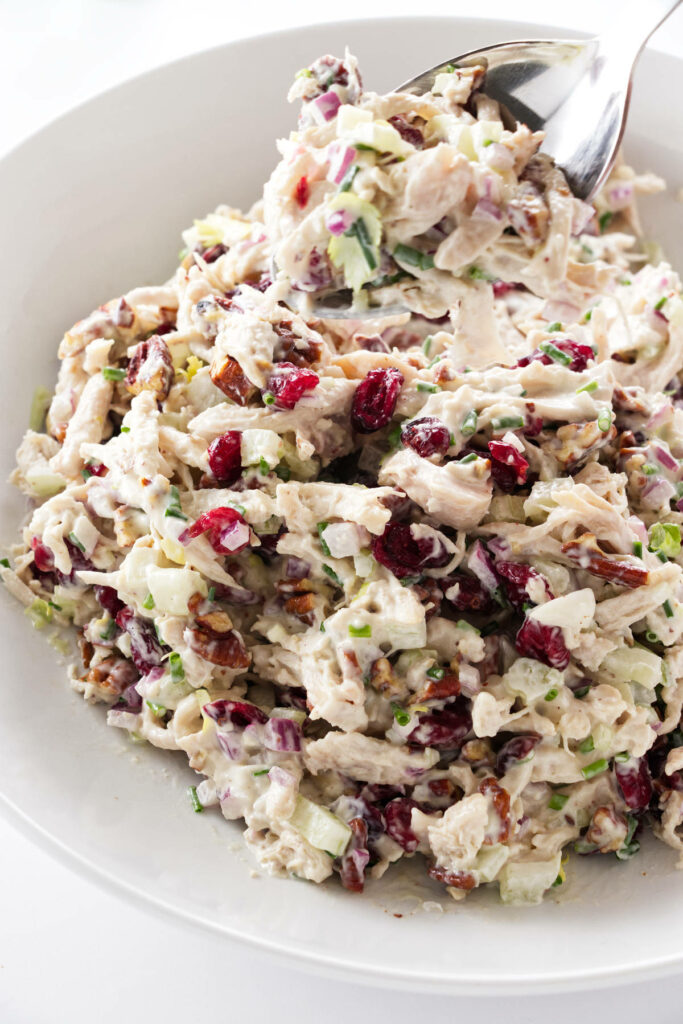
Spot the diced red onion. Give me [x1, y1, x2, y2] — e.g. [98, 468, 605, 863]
[641, 476, 676, 509]
[646, 404, 672, 432]
[217, 732, 243, 760]
[328, 143, 356, 184]
[263, 718, 303, 753]
[467, 540, 499, 593]
[211, 584, 259, 605]
[311, 91, 341, 123]
[285, 556, 310, 579]
[326, 209, 354, 236]
[216, 520, 251, 553]
[458, 663, 481, 697]
[483, 143, 514, 171]
[473, 198, 502, 221]
[571, 200, 596, 236]
[652, 444, 678, 473]
[607, 183, 634, 210]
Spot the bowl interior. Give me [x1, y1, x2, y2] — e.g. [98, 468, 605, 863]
[1, 16, 682, 994]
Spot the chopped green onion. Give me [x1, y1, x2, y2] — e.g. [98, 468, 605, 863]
[614, 751, 630, 763]
[259, 456, 270, 475]
[317, 522, 331, 556]
[663, 599, 675, 619]
[253, 768, 269, 777]
[456, 619, 480, 634]
[188, 785, 203, 813]
[208, 586, 216, 602]
[656, 551, 669, 564]
[416, 382, 438, 393]
[169, 651, 185, 683]
[551, 873, 564, 888]
[445, 63, 457, 72]
[482, 138, 493, 147]
[145, 700, 166, 717]
[491, 414, 524, 431]
[120, 425, 130, 433]
[633, 541, 643, 558]
[263, 392, 275, 406]
[578, 736, 595, 754]
[642, 463, 657, 475]
[574, 685, 590, 699]
[646, 630, 660, 644]
[548, 792, 569, 811]
[539, 340, 571, 365]
[546, 322, 562, 333]
[654, 296, 668, 312]
[100, 619, 116, 641]
[275, 464, 291, 481]
[598, 211, 613, 232]
[576, 380, 598, 394]
[348, 623, 371, 638]
[619, 278, 632, 286]
[649, 522, 681, 558]
[597, 409, 612, 432]
[142, 593, 155, 610]
[581, 757, 608, 780]
[47, 600, 62, 611]
[391, 702, 411, 727]
[67, 531, 86, 553]
[422, 336, 433, 357]
[584, 310, 593, 322]
[322, 564, 342, 587]
[616, 815, 640, 861]
[544, 688, 559, 702]
[426, 666, 445, 680]
[102, 366, 126, 382]
[81, 468, 92, 481]
[393, 243, 435, 271]
[164, 485, 187, 520]
[461, 410, 478, 436]
[399, 575, 422, 587]
[319, 621, 326, 632]
[0, 558, 9, 569]
[468, 265, 491, 281]
[457, 452, 478, 465]
[344, 218, 377, 270]
[339, 163, 359, 193]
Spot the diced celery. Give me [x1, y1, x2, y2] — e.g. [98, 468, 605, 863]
[24, 466, 66, 498]
[289, 795, 351, 857]
[503, 658, 564, 703]
[29, 387, 51, 432]
[498, 855, 561, 905]
[327, 193, 382, 291]
[146, 566, 207, 616]
[474, 843, 509, 883]
[600, 645, 663, 690]
[25, 598, 53, 630]
[241, 429, 283, 469]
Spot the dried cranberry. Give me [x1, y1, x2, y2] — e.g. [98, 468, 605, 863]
[523, 413, 544, 437]
[125, 336, 173, 402]
[202, 699, 268, 727]
[294, 176, 310, 208]
[115, 607, 167, 674]
[199, 243, 227, 263]
[351, 367, 404, 433]
[95, 585, 124, 617]
[371, 521, 450, 579]
[496, 562, 552, 609]
[265, 362, 318, 409]
[30, 536, 54, 573]
[515, 616, 570, 670]
[187, 507, 250, 555]
[408, 700, 472, 750]
[495, 734, 542, 776]
[401, 417, 450, 458]
[441, 573, 494, 613]
[338, 818, 370, 893]
[614, 755, 653, 811]
[517, 339, 594, 373]
[207, 431, 242, 485]
[387, 114, 423, 148]
[359, 783, 405, 804]
[492, 280, 523, 298]
[488, 440, 529, 491]
[384, 798, 420, 852]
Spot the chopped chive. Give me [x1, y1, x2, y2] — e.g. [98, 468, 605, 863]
[546, 321, 562, 333]
[0, 558, 9, 569]
[422, 336, 432, 357]
[614, 751, 630, 763]
[102, 366, 126, 382]
[576, 380, 598, 394]
[461, 410, 478, 436]
[47, 600, 62, 611]
[573, 685, 590, 699]
[393, 243, 435, 271]
[81, 468, 92, 481]
[120, 425, 130, 433]
[548, 792, 569, 811]
[482, 138, 493, 147]
[67, 531, 86, 553]
[551, 873, 564, 888]
[581, 758, 608, 780]
[457, 452, 478, 465]
[633, 541, 643, 558]
[491, 414, 524, 431]
[100, 618, 116, 641]
[169, 651, 185, 683]
[259, 456, 270, 475]
[468, 265, 491, 280]
[445, 63, 457, 72]
[253, 768, 270, 776]
[598, 211, 613, 232]
[348, 623, 371, 638]
[188, 785, 203, 812]
[597, 409, 612, 432]
[322, 564, 342, 587]
[663, 599, 675, 618]
[646, 630, 660, 644]
[544, 688, 559, 702]
[317, 521, 331, 556]
[416, 382, 438, 393]
[578, 736, 595, 754]
[391, 702, 411, 727]
[142, 593, 155, 610]
[584, 310, 593, 322]
[320, 621, 326, 632]
[275, 464, 291, 481]
[164, 484, 187, 520]
[426, 666, 445, 680]
[263, 392, 275, 406]
[657, 551, 668, 564]
[146, 700, 166, 717]
[344, 218, 377, 270]
[642, 463, 657, 475]
[339, 163, 359, 193]
[539, 341, 571, 365]
[654, 296, 668, 311]
[208, 586, 216, 602]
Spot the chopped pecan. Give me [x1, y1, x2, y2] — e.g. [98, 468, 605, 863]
[585, 805, 628, 853]
[273, 321, 322, 367]
[125, 336, 173, 401]
[52, 422, 67, 444]
[561, 531, 648, 589]
[284, 592, 316, 624]
[194, 609, 234, 634]
[187, 627, 251, 668]
[553, 420, 616, 470]
[412, 578, 443, 619]
[210, 354, 256, 405]
[409, 671, 461, 705]
[83, 656, 138, 696]
[461, 738, 494, 767]
[368, 656, 401, 695]
[479, 776, 511, 844]
[427, 779, 454, 798]
[506, 183, 549, 246]
[112, 297, 135, 328]
[79, 637, 94, 669]
[428, 863, 477, 890]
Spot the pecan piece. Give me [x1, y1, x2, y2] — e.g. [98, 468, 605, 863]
[506, 183, 549, 246]
[552, 419, 616, 470]
[479, 776, 511, 844]
[194, 609, 234, 634]
[83, 656, 138, 696]
[284, 591, 316, 625]
[125, 336, 173, 401]
[273, 321, 322, 367]
[368, 656, 401, 695]
[585, 805, 628, 853]
[188, 627, 251, 667]
[562, 532, 648, 589]
[210, 354, 256, 405]
[410, 671, 461, 705]
[428, 864, 477, 890]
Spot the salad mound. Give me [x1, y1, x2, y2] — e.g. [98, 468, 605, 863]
[6, 50, 683, 905]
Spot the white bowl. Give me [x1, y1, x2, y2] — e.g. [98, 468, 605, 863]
[1, 16, 682, 995]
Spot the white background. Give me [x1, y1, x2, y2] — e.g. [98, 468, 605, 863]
[2, 1, 683, 1021]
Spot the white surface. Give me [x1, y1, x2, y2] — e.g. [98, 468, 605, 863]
[2, 1, 683, 1021]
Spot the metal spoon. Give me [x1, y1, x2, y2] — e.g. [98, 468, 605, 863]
[289, 0, 680, 319]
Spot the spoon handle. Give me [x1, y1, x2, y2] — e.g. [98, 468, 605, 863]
[600, 0, 682, 67]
